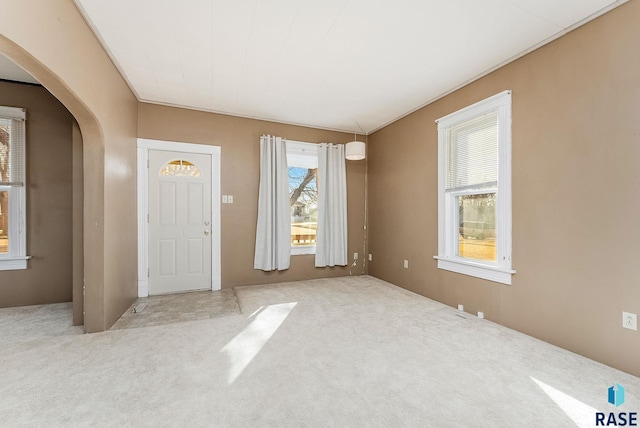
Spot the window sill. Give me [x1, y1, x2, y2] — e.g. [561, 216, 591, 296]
[291, 246, 316, 256]
[433, 256, 515, 285]
[0, 256, 30, 271]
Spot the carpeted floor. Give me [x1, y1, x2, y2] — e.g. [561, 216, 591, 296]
[0, 301, 83, 340]
[0, 276, 638, 427]
[111, 289, 241, 330]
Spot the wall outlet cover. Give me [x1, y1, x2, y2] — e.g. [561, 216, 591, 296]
[622, 312, 637, 331]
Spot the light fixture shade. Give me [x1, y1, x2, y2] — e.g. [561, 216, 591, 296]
[345, 141, 366, 160]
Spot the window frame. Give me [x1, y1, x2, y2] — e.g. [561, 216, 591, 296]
[286, 140, 318, 256]
[0, 106, 28, 271]
[434, 91, 515, 284]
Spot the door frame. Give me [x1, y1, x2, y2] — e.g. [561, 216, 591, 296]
[137, 138, 221, 297]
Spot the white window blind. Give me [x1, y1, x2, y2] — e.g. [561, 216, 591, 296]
[0, 105, 28, 270]
[435, 90, 514, 285]
[0, 106, 26, 187]
[287, 140, 318, 169]
[445, 112, 498, 191]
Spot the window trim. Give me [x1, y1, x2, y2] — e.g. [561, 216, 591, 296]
[287, 140, 318, 256]
[434, 90, 515, 285]
[0, 106, 28, 271]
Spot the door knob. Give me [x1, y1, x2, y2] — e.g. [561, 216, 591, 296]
[204, 230, 210, 236]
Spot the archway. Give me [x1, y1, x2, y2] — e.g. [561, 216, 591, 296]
[0, 36, 105, 332]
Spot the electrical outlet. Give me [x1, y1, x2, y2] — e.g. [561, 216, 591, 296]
[368, 254, 372, 262]
[353, 252, 358, 260]
[622, 312, 637, 331]
[403, 259, 408, 268]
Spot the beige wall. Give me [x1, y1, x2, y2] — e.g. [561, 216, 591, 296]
[0, 0, 138, 331]
[138, 104, 367, 287]
[0, 0, 365, 328]
[72, 120, 84, 325]
[1, 0, 635, 381]
[0, 81, 73, 307]
[368, 1, 640, 377]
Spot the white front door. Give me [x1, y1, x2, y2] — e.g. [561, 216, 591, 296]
[148, 150, 212, 294]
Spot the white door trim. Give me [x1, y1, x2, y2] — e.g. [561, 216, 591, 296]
[137, 138, 221, 297]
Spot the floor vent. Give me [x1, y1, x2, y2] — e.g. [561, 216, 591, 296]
[132, 303, 147, 314]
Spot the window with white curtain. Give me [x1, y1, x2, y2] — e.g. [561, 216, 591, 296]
[0, 106, 28, 270]
[435, 91, 515, 284]
[286, 141, 318, 256]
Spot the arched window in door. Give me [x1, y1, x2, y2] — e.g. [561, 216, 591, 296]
[160, 159, 201, 177]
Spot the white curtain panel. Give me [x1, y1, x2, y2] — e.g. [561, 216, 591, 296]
[315, 143, 348, 267]
[254, 135, 291, 271]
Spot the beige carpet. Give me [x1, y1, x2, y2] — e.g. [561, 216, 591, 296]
[111, 289, 241, 330]
[0, 276, 638, 427]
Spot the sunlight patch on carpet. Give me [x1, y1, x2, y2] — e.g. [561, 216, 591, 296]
[531, 377, 600, 428]
[221, 302, 297, 384]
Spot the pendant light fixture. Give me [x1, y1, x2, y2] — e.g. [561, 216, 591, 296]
[345, 128, 366, 160]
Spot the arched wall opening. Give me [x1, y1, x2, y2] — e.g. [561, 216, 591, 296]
[0, 36, 105, 331]
[0, 0, 141, 334]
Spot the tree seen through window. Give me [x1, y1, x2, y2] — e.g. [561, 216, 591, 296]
[289, 167, 317, 247]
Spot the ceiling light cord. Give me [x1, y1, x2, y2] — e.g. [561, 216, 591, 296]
[347, 122, 368, 276]
[361, 132, 368, 275]
[354, 121, 368, 275]
[356, 121, 369, 276]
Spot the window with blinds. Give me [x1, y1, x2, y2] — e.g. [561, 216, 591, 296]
[445, 112, 498, 191]
[0, 108, 26, 186]
[286, 140, 318, 256]
[0, 106, 28, 270]
[436, 91, 514, 285]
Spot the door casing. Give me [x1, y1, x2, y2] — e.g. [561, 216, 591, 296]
[137, 138, 221, 297]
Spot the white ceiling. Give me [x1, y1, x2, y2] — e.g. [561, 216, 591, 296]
[71, 0, 622, 134]
[0, 54, 39, 85]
